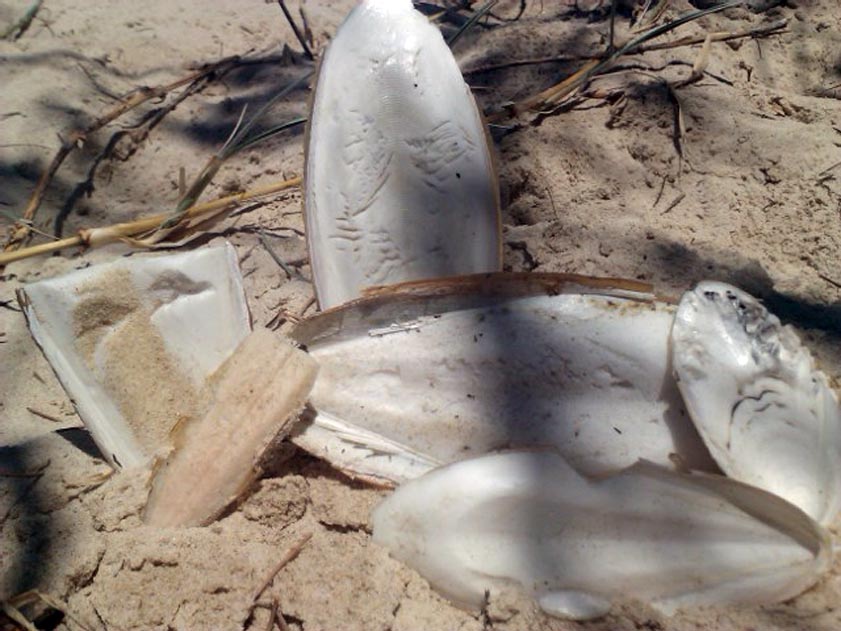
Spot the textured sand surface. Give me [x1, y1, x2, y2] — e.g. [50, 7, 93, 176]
[2, 1, 841, 629]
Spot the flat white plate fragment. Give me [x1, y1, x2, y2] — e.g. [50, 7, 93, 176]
[292, 274, 715, 483]
[372, 451, 832, 620]
[672, 281, 841, 525]
[305, 0, 501, 308]
[19, 245, 251, 469]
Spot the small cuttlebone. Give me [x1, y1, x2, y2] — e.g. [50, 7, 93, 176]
[372, 451, 832, 620]
[291, 273, 717, 484]
[671, 281, 841, 526]
[305, 0, 501, 309]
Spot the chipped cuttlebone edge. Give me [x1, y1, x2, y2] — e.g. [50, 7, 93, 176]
[292, 272, 659, 346]
[304, 0, 502, 309]
[144, 329, 318, 527]
[290, 409, 442, 486]
[372, 451, 833, 621]
[16, 244, 251, 470]
[671, 281, 841, 526]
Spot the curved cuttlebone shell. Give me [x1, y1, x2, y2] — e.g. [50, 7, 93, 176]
[671, 281, 841, 525]
[291, 273, 716, 483]
[17, 245, 251, 469]
[372, 451, 832, 620]
[305, 0, 501, 309]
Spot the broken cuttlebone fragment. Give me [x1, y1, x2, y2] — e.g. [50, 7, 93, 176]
[292, 273, 716, 484]
[372, 451, 832, 620]
[17, 244, 251, 469]
[671, 281, 841, 526]
[305, 0, 501, 309]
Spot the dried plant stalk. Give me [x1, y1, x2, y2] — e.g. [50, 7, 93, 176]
[143, 328, 318, 528]
[0, 177, 301, 267]
[3, 55, 243, 251]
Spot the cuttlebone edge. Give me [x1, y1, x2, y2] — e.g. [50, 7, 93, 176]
[292, 271, 659, 346]
[290, 409, 442, 486]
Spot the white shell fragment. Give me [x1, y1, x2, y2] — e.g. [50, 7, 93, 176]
[672, 281, 841, 525]
[144, 329, 317, 527]
[372, 451, 832, 620]
[305, 0, 501, 309]
[18, 245, 251, 469]
[292, 274, 716, 483]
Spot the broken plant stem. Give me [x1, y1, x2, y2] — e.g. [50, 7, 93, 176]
[637, 19, 787, 53]
[277, 0, 314, 60]
[1, 0, 43, 40]
[252, 532, 314, 602]
[3, 55, 243, 252]
[494, 0, 747, 119]
[464, 19, 785, 76]
[0, 177, 301, 266]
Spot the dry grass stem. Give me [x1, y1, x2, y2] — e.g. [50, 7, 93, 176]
[3, 55, 244, 251]
[277, 0, 314, 60]
[0, 176, 301, 266]
[1, 0, 43, 40]
[252, 532, 314, 602]
[490, 2, 779, 119]
[25, 406, 65, 423]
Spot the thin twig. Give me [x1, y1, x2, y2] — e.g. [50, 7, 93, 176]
[258, 230, 297, 281]
[661, 192, 686, 214]
[26, 407, 65, 423]
[652, 175, 668, 208]
[447, 0, 499, 48]
[252, 532, 313, 602]
[1, 0, 44, 40]
[637, 19, 787, 53]
[276, 600, 290, 631]
[817, 160, 841, 179]
[818, 273, 841, 290]
[55, 74, 219, 238]
[3, 55, 243, 251]
[265, 599, 279, 631]
[277, 1, 314, 60]
[492, 0, 749, 119]
[608, 0, 618, 53]
[465, 20, 784, 76]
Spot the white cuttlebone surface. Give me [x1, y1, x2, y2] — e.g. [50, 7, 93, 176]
[372, 451, 832, 620]
[305, 0, 501, 309]
[672, 281, 841, 526]
[292, 275, 716, 483]
[19, 244, 251, 469]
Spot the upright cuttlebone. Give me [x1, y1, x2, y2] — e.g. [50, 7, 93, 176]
[291, 273, 716, 484]
[18, 245, 251, 469]
[372, 451, 832, 620]
[305, 0, 501, 309]
[672, 281, 841, 526]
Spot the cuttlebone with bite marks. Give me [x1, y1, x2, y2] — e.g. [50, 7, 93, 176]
[17, 244, 251, 469]
[671, 281, 841, 526]
[372, 451, 832, 620]
[304, 0, 501, 309]
[291, 273, 717, 484]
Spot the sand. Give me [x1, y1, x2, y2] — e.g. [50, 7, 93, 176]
[73, 268, 203, 458]
[2, 0, 841, 629]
